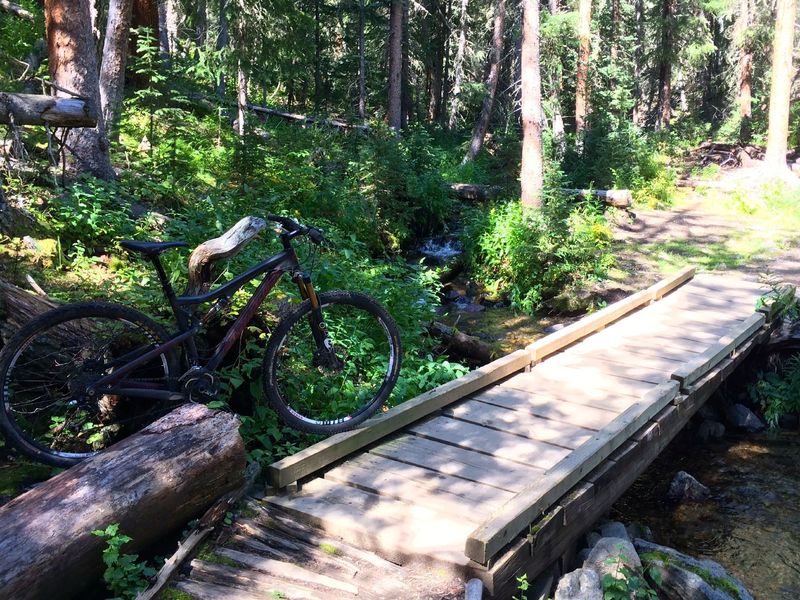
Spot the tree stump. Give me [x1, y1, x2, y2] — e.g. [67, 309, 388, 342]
[0, 404, 246, 600]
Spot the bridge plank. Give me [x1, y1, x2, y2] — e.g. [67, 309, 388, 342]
[444, 400, 595, 448]
[568, 346, 685, 373]
[409, 415, 570, 469]
[266, 478, 473, 566]
[471, 387, 619, 430]
[465, 380, 680, 564]
[526, 364, 658, 396]
[369, 435, 543, 493]
[500, 373, 639, 412]
[267, 349, 531, 488]
[671, 312, 766, 388]
[547, 355, 670, 385]
[325, 453, 513, 515]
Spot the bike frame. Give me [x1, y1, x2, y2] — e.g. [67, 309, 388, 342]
[90, 234, 323, 401]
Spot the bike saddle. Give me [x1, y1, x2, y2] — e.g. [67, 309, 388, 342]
[120, 240, 189, 257]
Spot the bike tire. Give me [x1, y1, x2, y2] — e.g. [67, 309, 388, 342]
[0, 302, 180, 467]
[262, 291, 402, 435]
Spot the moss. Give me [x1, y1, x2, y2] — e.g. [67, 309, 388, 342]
[195, 544, 240, 568]
[0, 460, 53, 498]
[159, 588, 194, 600]
[641, 552, 742, 600]
[319, 542, 338, 555]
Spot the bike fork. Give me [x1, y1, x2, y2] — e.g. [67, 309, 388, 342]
[295, 273, 330, 352]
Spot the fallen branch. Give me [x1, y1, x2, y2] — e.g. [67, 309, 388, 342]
[0, 0, 34, 20]
[428, 321, 493, 363]
[186, 216, 267, 296]
[447, 182, 503, 201]
[559, 188, 633, 208]
[0, 92, 96, 127]
[246, 103, 370, 132]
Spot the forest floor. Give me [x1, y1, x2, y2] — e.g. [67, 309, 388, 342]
[610, 165, 800, 291]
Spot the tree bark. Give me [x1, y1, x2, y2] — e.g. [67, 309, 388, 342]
[0, 279, 58, 343]
[520, 0, 543, 207]
[427, 0, 445, 122]
[764, 0, 797, 169]
[195, 0, 207, 44]
[575, 0, 591, 143]
[0, 404, 246, 600]
[157, 0, 178, 57]
[45, 0, 115, 180]
[447, 0, 469, 129]
[463, 0, 505, 163]
[99, 0, 134, 140]
[610, 0, 620, 62]
[655, 0, 673, 131]
[440, 0, 452, 126]
[428, 321, 493, 364]
[401, 0, 410, 127]
[358, 0, 366, 119]
[236, 59, 247, 136]
[387, 0, 403, 129]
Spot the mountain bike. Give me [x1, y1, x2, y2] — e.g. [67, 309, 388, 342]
[0, 215, 402, 467]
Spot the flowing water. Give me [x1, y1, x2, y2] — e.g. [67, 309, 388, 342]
[612, 428, 800, 598]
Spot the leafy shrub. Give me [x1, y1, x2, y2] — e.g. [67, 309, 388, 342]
[92, 523, 156, 600]
[465, 196, 613, 313]
[749, 354, 800, 429]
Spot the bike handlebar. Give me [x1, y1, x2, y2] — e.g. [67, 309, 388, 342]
[266, 214, 326, 246]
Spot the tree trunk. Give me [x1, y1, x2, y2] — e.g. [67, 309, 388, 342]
[427, 0, 445, 122]
[548, 0, 558, 15]
[132, 0, 160, 47]
[237, 59, 247, 136]
[610, 0, 620, 62]
[387, 0, 403, 129]
[358, 0, 366, 119]
[216, 0, 228, 97]
[735, 0, 753, 142]
[574, 0, 591, 142]
[157, 0, 178, 57]
[45, 0, 115, 180]
[632, 0, 644, 124]
[447, 0, 469, 129]
[463, 0, 505, 163]
[313, 0, 322, 113]
[764, 0, 797, 169]
[401, 0, 410, 127]
[99, 0, 134, 140]
[440, 0, 452, 126]
[520, 0, 543, 207]
[0, 404, 246, 600]
[655, 0, 673, 131]
[195, 0, 207, 44]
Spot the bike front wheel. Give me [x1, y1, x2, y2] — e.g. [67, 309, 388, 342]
[262, 291, 402, 435]
[0, 302, 179, 467]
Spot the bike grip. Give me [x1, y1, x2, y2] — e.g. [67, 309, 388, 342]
[308, 227, 325, 244]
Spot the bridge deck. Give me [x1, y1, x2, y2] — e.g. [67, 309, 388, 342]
[175, 269, 774, 599]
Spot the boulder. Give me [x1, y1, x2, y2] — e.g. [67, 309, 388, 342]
[668, 471, 710, 503]
[600, 521, 630, 541]
[554, 568, 602, 600]
[647, 561, 737, 600]
[583, 537, 641, 582]
[625, 522, 653, 542]
[634, 539, 753, 600]
[725, 404, 765, 432]
[697, 420, 726, 442]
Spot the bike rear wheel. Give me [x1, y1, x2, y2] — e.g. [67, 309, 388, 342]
[262, 291, 402, 434]
[0, 302, 179, 467]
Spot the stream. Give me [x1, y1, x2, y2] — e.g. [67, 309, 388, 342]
[611, 427, 800, 598]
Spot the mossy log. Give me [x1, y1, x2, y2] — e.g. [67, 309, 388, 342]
[428, 320, 493, 363]
[0, 404, 246, 600]
[0, 278, 56, 343]
[0, 92, 96, 127]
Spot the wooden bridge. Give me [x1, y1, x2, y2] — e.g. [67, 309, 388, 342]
[173, 267, 779, 599]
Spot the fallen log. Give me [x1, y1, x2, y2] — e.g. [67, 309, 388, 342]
[0, 404, 246, 600]
[186, 216, 267, 295]
[246, 103, 370, 132]
[447, 182, 503, 201]
[0, 92, 96, 127]
[428, 320, 493, 364]
[559, 188, 633, 208]
[0, 0, 34, 20]
[0, 278, 57, 343]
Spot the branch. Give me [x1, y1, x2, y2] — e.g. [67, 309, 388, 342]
[0, 0, 34, 21]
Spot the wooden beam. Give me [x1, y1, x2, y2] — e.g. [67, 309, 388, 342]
[0, 93, 96, 127]
[267, 349, 532, 488]
[670, 312, 765, 389]
[465, 380, 679, 565]
[648, 265, 696, 299]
